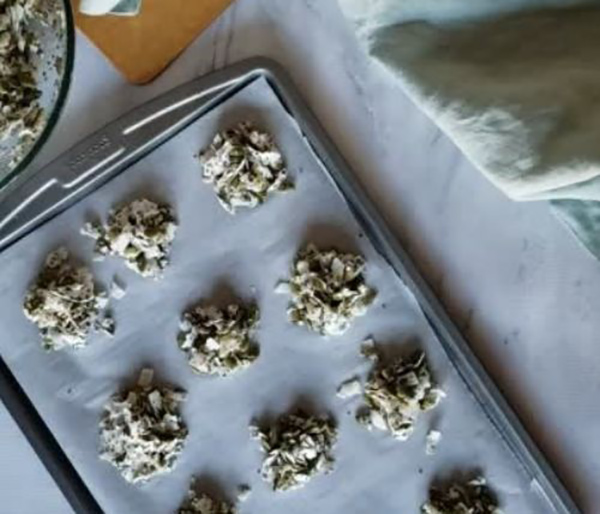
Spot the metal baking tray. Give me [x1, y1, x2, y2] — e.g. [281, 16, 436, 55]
[0, 58, 580, 514]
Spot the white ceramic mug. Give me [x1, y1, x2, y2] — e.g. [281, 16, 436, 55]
[79, 0, 141, 16]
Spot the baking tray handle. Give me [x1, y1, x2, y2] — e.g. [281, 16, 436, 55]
[0, 63, 265, 250]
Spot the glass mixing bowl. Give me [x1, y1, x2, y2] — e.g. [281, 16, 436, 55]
[0, 0, 75, 188]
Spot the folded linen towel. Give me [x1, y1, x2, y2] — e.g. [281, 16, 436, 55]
[339, 0, 600, 259]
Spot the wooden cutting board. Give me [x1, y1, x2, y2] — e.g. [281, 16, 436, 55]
[71, 0, 235, 84]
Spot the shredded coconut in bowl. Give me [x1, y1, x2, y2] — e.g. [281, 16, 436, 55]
[0, 0, 68, 175]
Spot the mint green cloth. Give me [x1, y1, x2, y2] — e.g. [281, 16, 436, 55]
[339, 0, 600, 260]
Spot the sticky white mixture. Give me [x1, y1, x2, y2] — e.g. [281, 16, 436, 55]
[177, 483, 237, 514]
[251, 410, 338, 492]
[277, 244, 376, 336]
[82, 198, 177, 278]
[199, 121, 293, 214]
[23, 248, 110, 351]
[178, 303, 260, 376]
[356, 344, 445, 441]
[422, 476, 502, 514]
[99, 369, 188, 484]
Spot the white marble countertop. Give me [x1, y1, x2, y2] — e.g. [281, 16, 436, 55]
[3, 0, 600, 512]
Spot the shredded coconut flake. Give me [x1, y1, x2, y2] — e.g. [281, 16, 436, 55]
[235, 484, 251, 503]
[336, 377, 362, 399]
[425, 429, 442, 456]
[109, 277, 127, 300]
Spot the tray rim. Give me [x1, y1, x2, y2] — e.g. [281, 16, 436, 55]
[0, 58, 582, 514]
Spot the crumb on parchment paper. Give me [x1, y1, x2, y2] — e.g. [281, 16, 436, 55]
[425, 429, 442, 456]
[336, 377, 362, 399]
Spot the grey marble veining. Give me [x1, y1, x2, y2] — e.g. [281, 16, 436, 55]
[4, 0, 600, 511]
